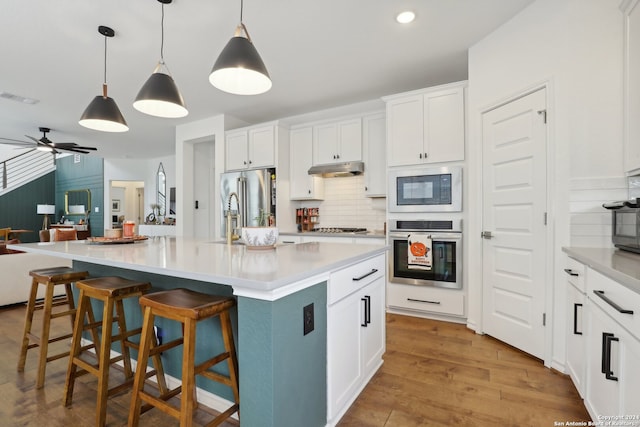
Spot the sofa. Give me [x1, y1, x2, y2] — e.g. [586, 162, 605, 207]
[0, 242, 72, 306]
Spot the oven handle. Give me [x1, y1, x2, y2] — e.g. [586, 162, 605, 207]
[388, 232, 461, 240]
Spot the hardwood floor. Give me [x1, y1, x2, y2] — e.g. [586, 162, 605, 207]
[0, 304, 588, 426]
[338, 314, 590, 426]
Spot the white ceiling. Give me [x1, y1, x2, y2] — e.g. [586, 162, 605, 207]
[0, 0, 534, 160]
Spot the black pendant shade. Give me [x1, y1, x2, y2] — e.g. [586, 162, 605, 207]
[134, 0, 188, 118]
[79, 91, 129, 133]
[134, 67, 188, 118]
[209, 26, 272, 95]
[79, 26, 129, 133]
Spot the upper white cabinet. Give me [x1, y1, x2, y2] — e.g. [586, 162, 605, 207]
[624, 0, 640, 174]
[384, 82, 465, 167]
[290, 127, 324, 200]
[225, 124, 276, 171]
[313, 118, 362, 165]
[362, 113, 386, 197]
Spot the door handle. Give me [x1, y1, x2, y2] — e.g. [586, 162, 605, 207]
[564, 268, 579, 277]
[573, 303, 582, 335]
[602, 332, 619, 381]
[593, 290, 634, 314]
[481, 231, 493, 239]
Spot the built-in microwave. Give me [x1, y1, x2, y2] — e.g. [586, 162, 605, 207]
[603, 199, 640, 253]
[388, 166, 462, 213]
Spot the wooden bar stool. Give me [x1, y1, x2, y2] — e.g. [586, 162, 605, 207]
[17, 266, 89, 389]
[63, 276, 168, 427]
[128, 288, 240, 427]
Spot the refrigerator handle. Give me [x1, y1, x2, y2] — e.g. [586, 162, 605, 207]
[239, 176, 248, 228]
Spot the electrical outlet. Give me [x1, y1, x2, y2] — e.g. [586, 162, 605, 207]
[303, 303, 314, 336]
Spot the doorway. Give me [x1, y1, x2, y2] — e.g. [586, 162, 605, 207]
[110, 180, 144, 230]
[481, 88, 548, 359]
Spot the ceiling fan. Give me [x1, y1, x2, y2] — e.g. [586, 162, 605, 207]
[0, 127, 98, 154]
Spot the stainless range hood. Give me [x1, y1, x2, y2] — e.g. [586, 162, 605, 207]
[308, 161, 364, 177]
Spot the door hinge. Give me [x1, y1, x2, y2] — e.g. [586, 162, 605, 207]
[543, 313, 546, 326]
[537, 109, 547, 124]
[544, 212, 547, 225]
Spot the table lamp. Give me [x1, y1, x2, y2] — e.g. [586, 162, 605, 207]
[37, 204, 55, 230]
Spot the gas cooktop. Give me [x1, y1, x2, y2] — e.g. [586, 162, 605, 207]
[311, 227, 368, 234]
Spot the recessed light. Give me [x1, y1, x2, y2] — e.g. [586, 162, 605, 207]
[396, 11, 415, 24]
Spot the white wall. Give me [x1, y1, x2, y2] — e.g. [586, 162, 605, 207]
[467, 0, 624, 369]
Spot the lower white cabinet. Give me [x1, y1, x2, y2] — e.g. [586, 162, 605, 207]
[327, 254, 385, 425]
[387, 282, 465, 318]
[585, 268, 640, 420]
[564, 258, 587, 397]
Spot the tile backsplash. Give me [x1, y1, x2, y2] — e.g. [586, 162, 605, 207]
[296, 175, 386, 232]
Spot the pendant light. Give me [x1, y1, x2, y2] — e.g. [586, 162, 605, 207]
[79, 26, 129, 133]
[133, 0, 188, 118]
[209, 0, 272, 95]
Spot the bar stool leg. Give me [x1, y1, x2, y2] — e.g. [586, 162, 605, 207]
[128, 306, 155, 427]
[221, 310, 240, 408]
[180, 319, 197, 427]
[64, 290, 90, 406]
[17, 278, 39, 373]
[64, 282, 76, 329]
[35, 283, 56, 389]
[96, 296, 116, 427]
[114, 299, 134, 379]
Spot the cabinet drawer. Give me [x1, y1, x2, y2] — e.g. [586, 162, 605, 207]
[588, 268, 640, 339]
[328, 255, 385, 305]
[387, 283, 465, 317]
[564, 257, 586, 293]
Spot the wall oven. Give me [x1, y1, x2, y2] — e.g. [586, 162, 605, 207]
[388, 219, 462, 289]
[388, 166, 462, 213]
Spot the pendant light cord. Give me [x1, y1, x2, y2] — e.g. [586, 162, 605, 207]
[160, 3, 165, 65]
[240, 0, 244, 22]
[102, 33, 108, 97]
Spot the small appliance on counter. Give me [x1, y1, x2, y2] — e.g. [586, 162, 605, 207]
[603, 198, 640, 253]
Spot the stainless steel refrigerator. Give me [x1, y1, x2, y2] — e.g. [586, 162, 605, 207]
[220, 168, 276, 238]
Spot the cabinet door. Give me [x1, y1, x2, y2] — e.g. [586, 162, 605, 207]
[624, 0, 640, 173]
[423, 87, 465, 163]
[566, 282, 586, 397]
[620, 328, 640, 416]
[586, 302, 620, 418]
[225, 131, 249, 171]
[248, 125, 275, 168]
[386, 94, 424, 167]
[290, 127, 323, 200]
[338, 118, 362, 162]
[313, 123, 339, 165]
[363, 113, 386, 197]
[327, 290, 363, 420]
[361, 277, 385, 376]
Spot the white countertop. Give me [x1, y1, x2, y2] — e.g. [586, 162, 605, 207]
[563, 247, 640, 295]
[9, 237, 387, 300]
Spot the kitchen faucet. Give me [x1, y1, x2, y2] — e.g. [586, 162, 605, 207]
[226, 192, 241, 244]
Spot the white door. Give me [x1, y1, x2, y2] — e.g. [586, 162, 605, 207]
[193, 140, 215, 240]
[481, 88, 547, 359]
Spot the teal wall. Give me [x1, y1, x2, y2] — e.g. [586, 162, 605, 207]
[72, 260, 329, 427]
[0, 172, 55, 243]
[56, 155, 104, 237]
[238, 283, 327, 427]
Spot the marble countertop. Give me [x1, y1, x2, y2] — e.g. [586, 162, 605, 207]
[562, 247, 640, 295]
[9, 237, 387, 300]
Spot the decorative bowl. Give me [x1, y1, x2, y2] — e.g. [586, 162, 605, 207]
[241, 227, 278, 249]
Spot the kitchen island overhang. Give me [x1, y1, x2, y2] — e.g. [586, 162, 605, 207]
[9, 238, 388, 427]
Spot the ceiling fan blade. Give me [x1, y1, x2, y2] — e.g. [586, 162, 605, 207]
[60, 147, 90, 154]
[0, 140, 34, 148]
[0, 136, 33, 144]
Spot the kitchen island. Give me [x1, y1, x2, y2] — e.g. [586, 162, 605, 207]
[9, 237, 387, 427]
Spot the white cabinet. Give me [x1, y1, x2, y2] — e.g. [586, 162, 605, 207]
[362, 113, 386, 197]
[564, 258, 587, 397]
[225, 124, 276, 171]
[623, 0, 640, 174]
[313, 118, 362, 165]
[290, 127, 324, 200]
[387, 282, 465, 318]
[327, 254, 385, 425]
[584, 268, 640, 420]
[385, 82, 465, 167]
